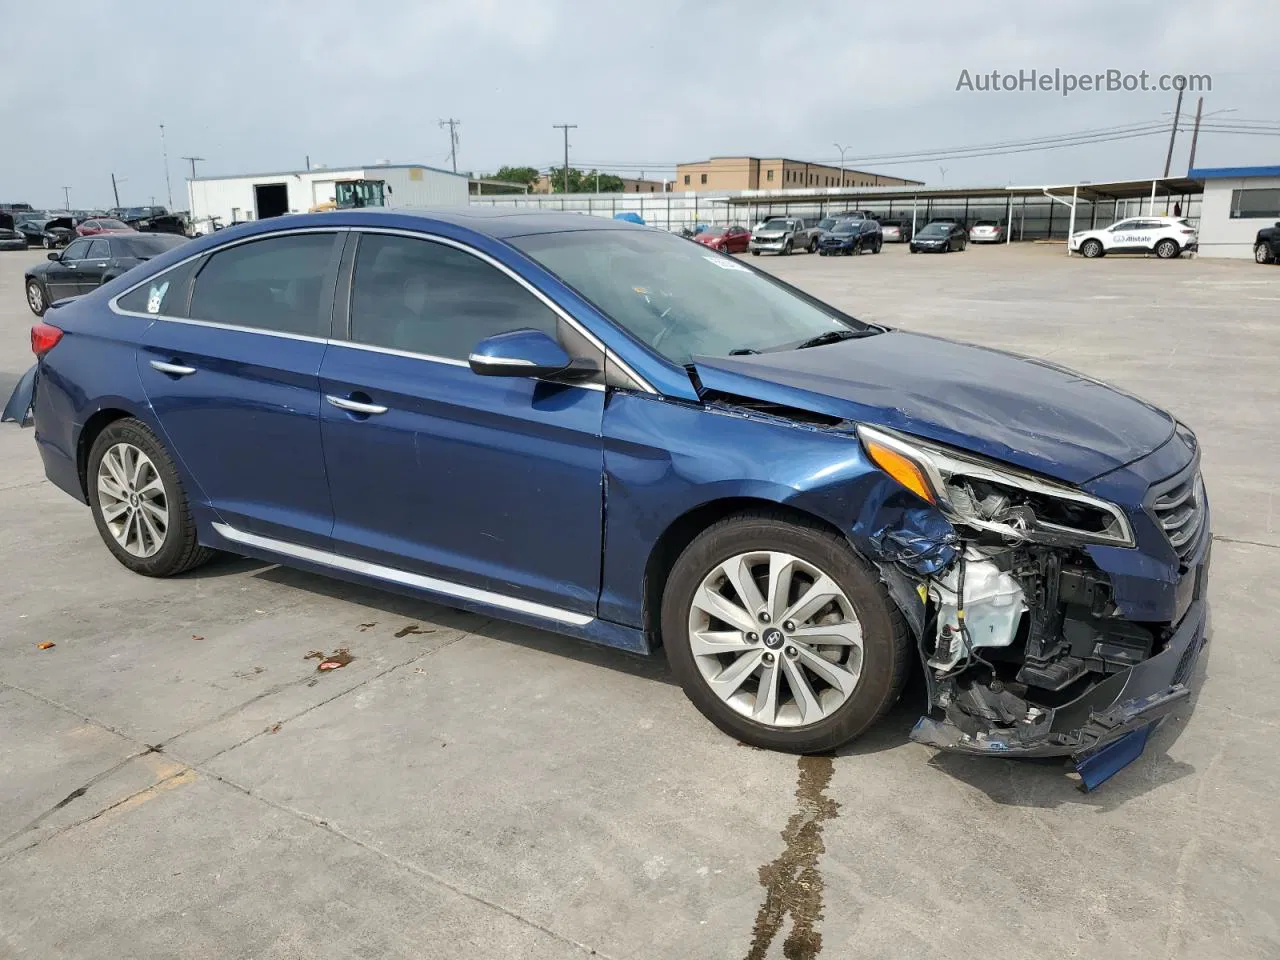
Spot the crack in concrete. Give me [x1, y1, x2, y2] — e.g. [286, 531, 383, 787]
[1210, 533, 1280, 551]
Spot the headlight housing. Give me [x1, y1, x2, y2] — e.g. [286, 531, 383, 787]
[857, 424, 1134, 547]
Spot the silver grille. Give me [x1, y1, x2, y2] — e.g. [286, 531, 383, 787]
[1152, 469, 1206, 561]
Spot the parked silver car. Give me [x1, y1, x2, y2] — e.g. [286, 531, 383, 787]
[749, 217, 822, 255]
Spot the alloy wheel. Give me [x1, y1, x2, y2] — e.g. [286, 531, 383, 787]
[26, 282, 43, 314]
[686, 551, 863, 728]
[96, 442, 169, 558]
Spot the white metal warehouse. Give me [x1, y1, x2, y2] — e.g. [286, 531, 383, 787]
[187, 162, 469, 232]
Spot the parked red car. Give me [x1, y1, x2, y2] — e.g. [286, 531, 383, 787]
[76, 218, 135, 237]
[693, 225, 751, 254]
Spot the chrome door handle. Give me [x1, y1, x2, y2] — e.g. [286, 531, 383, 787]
[326, 395, 387, 415]
[150, 360, 196, 376]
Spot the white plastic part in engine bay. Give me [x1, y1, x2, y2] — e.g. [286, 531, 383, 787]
[928, 548, 1027, 671]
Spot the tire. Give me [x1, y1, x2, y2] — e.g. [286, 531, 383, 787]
[1155, 238, 1180, 260]
[751, 250, 760, 256]
[43, 236, 53, 250]
[1081, 239, 1104, 259]
[1257, 242, 1275, 265]
[873, 238, 882, 254]
[782, 240, 793, 256]
[87, 418, 214, 577]
[661, 510, 911, 753]
[807, 237, 818, 254]
[944, 241, 952, 253]
[26, 279, 47, 317]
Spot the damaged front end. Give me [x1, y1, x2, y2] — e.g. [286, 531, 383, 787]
[859, 424, 1211, 790]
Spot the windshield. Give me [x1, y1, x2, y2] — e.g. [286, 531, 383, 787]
[700, 227, 727, 238]
[97, 219, 129, 230]
[760, 219, 794, 231]
[512, 229, 868, 365]
[918, 224, 950, 237]
[118, 235, 187, 257]
[818, 218, 835, 230]
[832, 222, 857, 235]
[974, 221, 996, 227]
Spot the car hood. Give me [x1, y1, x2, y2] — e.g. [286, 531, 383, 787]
[690, 331, 1175, 485]
[754, 230, 788, 239]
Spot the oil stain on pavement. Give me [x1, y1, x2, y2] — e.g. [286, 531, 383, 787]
[744, 755, 839, 960]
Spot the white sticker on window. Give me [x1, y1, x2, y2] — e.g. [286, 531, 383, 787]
[146, 281, 170, 314]
[703, 255, 749, 271]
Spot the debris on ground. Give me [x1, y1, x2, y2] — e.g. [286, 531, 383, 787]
[36, 641, 55, 650]
[305, 648, 354, 671]
[267, 722, 282, 734]
[395, 624, 434, 638]
[358, 622, 376, 632]
[191, 635, 204, 641]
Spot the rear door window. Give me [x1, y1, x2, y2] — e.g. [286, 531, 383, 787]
[87, 240, 110, 260]
[116, 257, 202, 317]
[188, 232, 339, 337]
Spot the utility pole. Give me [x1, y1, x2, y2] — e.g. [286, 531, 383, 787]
[438, 119, 461, 173]
[552, 123, 577, 193]
[1163, 87, 1184, 178]
[834, 143, 849, 187]
[111, 173, 122, 208]
[181, 156, 205, 179]
[1186, 96, 1205, 173]
[61, 186, 71, 209]
[160, 123, 173, 208]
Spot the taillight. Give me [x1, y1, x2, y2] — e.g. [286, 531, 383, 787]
[31, 323, 63, 357]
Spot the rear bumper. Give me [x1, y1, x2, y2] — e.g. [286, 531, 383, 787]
[0, 239, 28, 251]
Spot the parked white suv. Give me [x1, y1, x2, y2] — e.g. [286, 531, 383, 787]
[1069, 216, 1198, 259]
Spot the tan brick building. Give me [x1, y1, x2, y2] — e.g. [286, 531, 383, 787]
[675, 157, 922, 191]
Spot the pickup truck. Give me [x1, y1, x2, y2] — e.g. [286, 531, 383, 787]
[749, 216, 822, 255]
[1254, 222, 1280, 264]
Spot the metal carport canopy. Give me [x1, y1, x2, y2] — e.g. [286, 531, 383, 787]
[717, 176, 1203, 207]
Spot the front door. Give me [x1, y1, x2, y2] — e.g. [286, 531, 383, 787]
[45, 238, 91, 301]
[75, 239, 113, 293]
[135, 229, 342, 547]
[318, 230, 606, 617]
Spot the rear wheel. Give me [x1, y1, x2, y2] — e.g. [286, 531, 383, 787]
[26, 280, 46, 317]
[873, 238, 882, 254]
[1255, 242, 1273, 264]
[1081, 238, 1104, 258]
[87, 418, 214, 577]
[662, 511, 910, 753]
[1155, 238, 1180, 259]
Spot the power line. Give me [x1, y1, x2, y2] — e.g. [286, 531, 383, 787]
[551, 123, 577, 193]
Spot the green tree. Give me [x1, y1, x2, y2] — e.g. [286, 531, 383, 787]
[546, 167, 626, 193]
[490, 165, 541, 189]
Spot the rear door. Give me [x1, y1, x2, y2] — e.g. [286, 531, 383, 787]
[134, 229, 343, 547]
[317, 229, 607, 617]
[45, 238, 91, 301]
[77, 239, 112, 292]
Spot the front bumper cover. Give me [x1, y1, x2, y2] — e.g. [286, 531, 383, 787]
[912, 542, 1210, 789]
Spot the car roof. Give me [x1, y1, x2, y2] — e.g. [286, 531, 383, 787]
[249, 207, 648, 240]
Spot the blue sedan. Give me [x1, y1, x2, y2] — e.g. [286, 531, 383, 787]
[20, 209, 1209, 779]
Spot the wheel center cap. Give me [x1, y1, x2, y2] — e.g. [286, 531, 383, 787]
[129, 493, 139, 507]
[762, 628, 785, 649]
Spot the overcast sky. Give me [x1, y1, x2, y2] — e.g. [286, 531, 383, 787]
[3, 0, 1278, 209]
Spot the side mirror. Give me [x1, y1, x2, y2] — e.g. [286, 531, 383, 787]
[468, 328, 577, 379]
[46, 251, 61, 261]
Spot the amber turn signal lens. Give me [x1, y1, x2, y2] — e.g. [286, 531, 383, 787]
[863, 439, 936, 504]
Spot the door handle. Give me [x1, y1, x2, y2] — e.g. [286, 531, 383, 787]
[326, 395, 387, 415]
[150, 360, 196, 376]
[94, 262, 108, 267]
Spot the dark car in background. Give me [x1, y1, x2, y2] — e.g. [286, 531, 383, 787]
[910, 221, 968, 253]
[24, 233, 188, 315]
[693, 225, 751, 254]
[112, 206, 189, 236]
[39, 217, 78, 248]
[0, 213, 28, 251]
[1253, 222, 1280, 264]
[818, 218, 882, 255]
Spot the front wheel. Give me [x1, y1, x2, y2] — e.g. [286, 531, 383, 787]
[782, 240, 793, 256]
[1257, 242, 1275, 264]
[26, 280, 47, 317]
[751, 250, 760, 256]
[872, 239, 882, 254]
[1155, 238, 1180, 259]
[661, 510, 910, 753]
[1081, 238, 1104, 258]
[807, 237, 818, 254]
[87, 418, 214, 577]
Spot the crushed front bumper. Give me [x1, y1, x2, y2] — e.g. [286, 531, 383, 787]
[912, 540, 1210, 789]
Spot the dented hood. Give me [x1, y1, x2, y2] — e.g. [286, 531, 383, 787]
[691, 331, 1175, 485]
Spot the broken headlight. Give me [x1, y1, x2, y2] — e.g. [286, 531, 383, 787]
[857, 424, 1134, 548]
